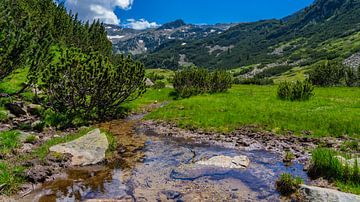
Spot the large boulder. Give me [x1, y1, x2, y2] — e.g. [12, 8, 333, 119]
[49, 129, 109, 166]
[300, 185, 360, 202]
[196, 155, 250, 169]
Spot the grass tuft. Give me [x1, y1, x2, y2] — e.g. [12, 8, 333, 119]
[309, 148, 360, 194]
[0, 131, 21, 156]
[275, 173, 303, 196]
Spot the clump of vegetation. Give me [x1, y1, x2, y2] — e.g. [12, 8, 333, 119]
[0, 130, 20, 156]
[173, 66, 232, 98]
[147, 72, 165, 82]
[309, 60, 359, 87]
[275, 173, 303, 196]
[283, 151, 295, 163]
[277, 79, 314, 101]
[234, 76, 274, 85]
[153, 80, 166, 89]
[0, 163, 25, 195]
[309, 148, 360, 189]
[24, 135, 37, 144]
[340, 141, 359, 152]
[40, 48, 146, 126]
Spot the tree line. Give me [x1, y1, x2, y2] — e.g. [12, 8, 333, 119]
[0, 0, 145, 126]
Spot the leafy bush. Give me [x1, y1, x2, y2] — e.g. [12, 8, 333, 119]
[275, 173, 303, 196]
[309, 60, 358, 87]
[147, 72, 165, 82]
[173, 66, 232, 98]
[234, 77, 274, 85]
[153, 80, 166, 89]
[309, 148, 360, 185]
[277, 80, 314, 101]
[40, 48, 145, 125]
[208, 70, 233, 93]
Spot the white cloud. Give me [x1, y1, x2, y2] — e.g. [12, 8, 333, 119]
[64, 0, 134, 24]
[123, 19, 160, 30]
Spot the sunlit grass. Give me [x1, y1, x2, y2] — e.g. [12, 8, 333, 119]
[146, 85, 360, 138]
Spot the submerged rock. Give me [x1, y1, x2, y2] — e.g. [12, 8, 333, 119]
[172, 155, 250, 180]
[300, 185, 360, 202]
[49, 129, 109, 166]
[196, 155, 250, 169]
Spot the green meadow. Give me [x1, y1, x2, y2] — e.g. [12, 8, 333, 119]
[142, 85, 360, 138]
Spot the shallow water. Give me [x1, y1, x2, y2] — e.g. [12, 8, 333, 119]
[21, 119, 309, 202]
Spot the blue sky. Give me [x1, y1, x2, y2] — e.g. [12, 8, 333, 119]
[63, 0, 315, 29]
[116, 0, 314, 25]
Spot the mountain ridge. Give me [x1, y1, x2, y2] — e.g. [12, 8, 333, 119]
[106, 0, 360, 74]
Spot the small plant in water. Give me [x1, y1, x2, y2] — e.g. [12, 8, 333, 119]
[283, 151, 295, 163]
[276, 173, 304, 196]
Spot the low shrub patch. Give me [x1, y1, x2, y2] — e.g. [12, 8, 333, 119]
[153, 80, 166, 89]
[275, 173, 303, 196]
[234, 77, 274, 85]
[277, 79, 314, 101]
[173, 66, 232, 98]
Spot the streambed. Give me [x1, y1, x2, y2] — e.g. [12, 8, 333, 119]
[20, 118, 309, 202]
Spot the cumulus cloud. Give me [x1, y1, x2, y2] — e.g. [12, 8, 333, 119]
[64, 0, 133, 24]
[123, 19, 160, 30]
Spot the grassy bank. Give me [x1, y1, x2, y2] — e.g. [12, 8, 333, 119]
[145, 85, 360, 138]
[309, 148, 360, 194]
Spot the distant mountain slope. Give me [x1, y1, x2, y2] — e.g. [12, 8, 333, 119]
[107, 0, 360, 71]
[106, 20, 237, 55]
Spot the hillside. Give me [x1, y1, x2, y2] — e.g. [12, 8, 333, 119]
[110, 0, 360, 72]
[106, 20, 237, 56]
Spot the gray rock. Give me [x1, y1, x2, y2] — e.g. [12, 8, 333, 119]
[26, 104, 42, 116]
[5, 102, 27, 117]
[300, 184, 360, 202]
[336, 156, 360, 168]
[49, 129, 109, 166]
[145, 78, 154, 86]
[196, 155, 250, 169]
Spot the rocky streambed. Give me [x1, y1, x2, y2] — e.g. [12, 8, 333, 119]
[14, 116, 359, 202]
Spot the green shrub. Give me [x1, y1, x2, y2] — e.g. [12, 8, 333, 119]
[153, 80, 166, 89]
[173, 66, 232, 98]
[277, 79, 314, 101]
[147, 72, 165, 82]
[208, 70, 232, 93]
[234, 77, 274, 85]
[309, 60, 358, 87]
[40, 48, 146, 124]
[275, 173, 303, 196]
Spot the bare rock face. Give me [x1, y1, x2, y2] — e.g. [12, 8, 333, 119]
[300, 185, 360, 202]
[49, 129, 109, 166]
[196, 155, 250, 169]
